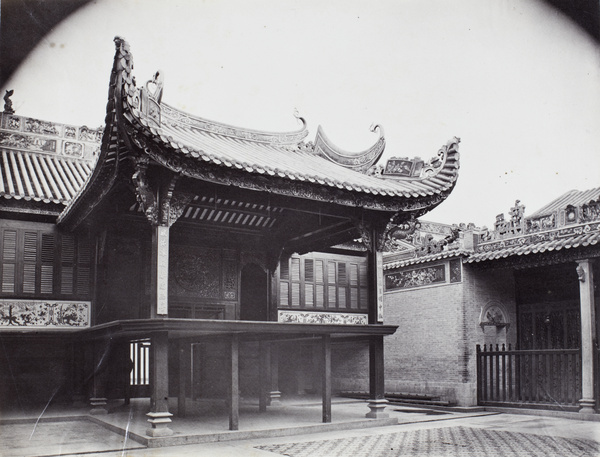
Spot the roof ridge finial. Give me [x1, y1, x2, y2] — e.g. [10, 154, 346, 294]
[293, 109, 307, 129]
[3, 89, 15, 114]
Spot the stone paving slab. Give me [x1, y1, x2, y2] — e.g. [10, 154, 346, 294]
[255, 426, 600, 457]
[0, 418, 144, 457]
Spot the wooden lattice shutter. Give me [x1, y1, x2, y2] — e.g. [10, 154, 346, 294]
[76, 237, 91, 296]
[40, 233, 55, 294]
[1, 229, 17, 293]
[22, 231, 38, 294]
[60, 234, 75, 295]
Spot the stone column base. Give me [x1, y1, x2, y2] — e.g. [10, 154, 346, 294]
[89, 397, 108, 415]
[579, 398, 596, 414]
[269, 391, 282, 407]
[365, 398, 389, 419]
[146, 411, 174, 437]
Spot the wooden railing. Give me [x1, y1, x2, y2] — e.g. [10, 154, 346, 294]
[476, 344, 581, 410]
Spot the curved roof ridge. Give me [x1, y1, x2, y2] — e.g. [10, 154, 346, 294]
[312, 124, 385, 173]
[160, 103, 309, 146]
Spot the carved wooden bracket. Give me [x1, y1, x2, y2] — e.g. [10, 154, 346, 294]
[355, 213, 418, 252]
[132, 159, 192, 227]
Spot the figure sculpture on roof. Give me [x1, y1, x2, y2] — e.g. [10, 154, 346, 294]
[3, 90, 14, 114]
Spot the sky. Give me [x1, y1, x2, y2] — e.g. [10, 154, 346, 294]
[3, 0, 600, 229]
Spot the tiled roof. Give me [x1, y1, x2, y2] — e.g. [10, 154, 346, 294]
[384, 249, 470, 270]
[466, 229, 600, 263]
[146, 105, 460, 199]
[0, 112, 100, 209]
[58, 37, 461, 229]
[528, 187, 600, 218]
[0, 148, 92, 204]
[383, 188, 600, 268]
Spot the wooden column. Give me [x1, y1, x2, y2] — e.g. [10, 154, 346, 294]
[322, 335, 332, 423]
[146, 331, 173, 436]
[229, 334, 240, 430]
[576, 259, 596, 413]
[259, 341, 270, 412]
[89, 340, 108, 415]
[365, 227, 388, 418]
[366, 335, 389, 418]
[178, 340, 191, 417]
[269, 343, 282, 406]
[71, 339, 86, 407]
[150, 225, 170, 318]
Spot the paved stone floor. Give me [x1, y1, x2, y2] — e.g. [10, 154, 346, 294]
[256, 425, 600, 457]
[0, 419, 144, 457]
[2, 401, 599, 456]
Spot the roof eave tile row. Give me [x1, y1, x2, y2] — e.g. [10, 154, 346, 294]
[128, 97, 460, 202]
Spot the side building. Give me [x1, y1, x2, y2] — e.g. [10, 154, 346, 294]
[383, 193, 599, 413]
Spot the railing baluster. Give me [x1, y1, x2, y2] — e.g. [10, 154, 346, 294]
[501, 344, 506, 401]
[489, 345, 494, 401]
[476, 345, 482, 404]
[507, 343, 513, 401]
[482, 344, 488, 402]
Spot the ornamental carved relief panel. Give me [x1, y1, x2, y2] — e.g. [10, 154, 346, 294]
[0, 300, 90, 329]
[170, 245, 222, 298]
[278, 310, 368, 325]
[385, 264, 445, 291]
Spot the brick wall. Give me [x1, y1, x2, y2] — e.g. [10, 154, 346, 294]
[382, 259, 517, 406]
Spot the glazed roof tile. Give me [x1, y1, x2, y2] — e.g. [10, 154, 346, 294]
[0, 112, 100, 210]
[384, 249, 470, 270]
[528, 187, 600, 218]
[58, 37, 460, 228]
[0, 148, 92, 204]
[149, 110, 459, 199]
[466, 229, 600, 263]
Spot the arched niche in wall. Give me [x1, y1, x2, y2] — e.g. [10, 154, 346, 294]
[479, 301, 510, 345]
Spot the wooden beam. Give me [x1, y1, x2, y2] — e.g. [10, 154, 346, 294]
[229, 334, 240, 430]
[322, 335, 332, 423]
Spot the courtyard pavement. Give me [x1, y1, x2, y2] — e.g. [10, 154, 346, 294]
[1, 398, 599, 456]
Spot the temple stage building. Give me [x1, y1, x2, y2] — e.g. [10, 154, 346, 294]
[0, 37, 460, 436]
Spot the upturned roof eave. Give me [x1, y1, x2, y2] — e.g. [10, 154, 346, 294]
[58, 37, 461, 229]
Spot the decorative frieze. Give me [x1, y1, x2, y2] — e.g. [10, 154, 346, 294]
[0, 113, 102, 162]
[385, 264, 446, 291]
[0, 132, 56, 153]
[0, 300, 90, 329]
[278, 310, 368, 325]
[477, 222, 600, 253]
[25, 117, 59, 136]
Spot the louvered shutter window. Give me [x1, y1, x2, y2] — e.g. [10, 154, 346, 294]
[1, 230, 17, 293]
[76, 237, 91, 295]
[22, 231, 38, 293]
[60, 235, 75, 295]
[40, 234, 55, 294]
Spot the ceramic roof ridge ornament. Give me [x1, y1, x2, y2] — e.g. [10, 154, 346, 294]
[312, 123, 386, 174]
[57, 37, 461, 230]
